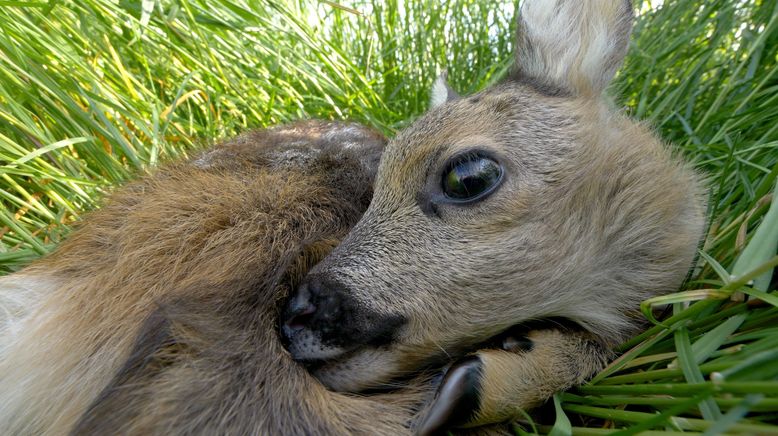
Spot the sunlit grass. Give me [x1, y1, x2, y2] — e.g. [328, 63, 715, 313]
[0, 0, 776, 433]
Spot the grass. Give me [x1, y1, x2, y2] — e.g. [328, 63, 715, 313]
[0, 0, 776, 433]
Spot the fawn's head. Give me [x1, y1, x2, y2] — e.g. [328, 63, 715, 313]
[283, 0, 704, 391]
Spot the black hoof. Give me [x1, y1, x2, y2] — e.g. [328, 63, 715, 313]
[417, 355, 483, 436]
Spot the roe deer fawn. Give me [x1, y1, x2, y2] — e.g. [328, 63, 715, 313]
[282, 1, 706, 433]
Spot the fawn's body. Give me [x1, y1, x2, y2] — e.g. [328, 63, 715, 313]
[0, 121, 441, 435]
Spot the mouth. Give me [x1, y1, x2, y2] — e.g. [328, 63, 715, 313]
[286, 318, 577, 393]
[298, 349, 356, 372]
[298, 324, 528, 374]
[282, 324, 353, 362]
[301, 329, 522, 393]
[282, 314, 407, 364]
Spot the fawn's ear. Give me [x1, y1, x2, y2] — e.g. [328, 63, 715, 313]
[514, 0, 634, 96]
[430, 71, 460, 108]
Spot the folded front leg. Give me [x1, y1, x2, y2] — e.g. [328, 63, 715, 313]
[417, 326, 611, 435]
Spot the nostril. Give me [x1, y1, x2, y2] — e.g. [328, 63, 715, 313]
[283, 281, 316, 333]
[284, 302, 317, 331]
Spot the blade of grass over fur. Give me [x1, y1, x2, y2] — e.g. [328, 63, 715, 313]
[595, 361, 730, 385]
[696, 251, 731, 284]
[511, 408, 540, 435]
[615, 299, 719, 352]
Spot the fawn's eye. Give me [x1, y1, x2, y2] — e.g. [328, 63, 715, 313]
[441, 154, 503, 202]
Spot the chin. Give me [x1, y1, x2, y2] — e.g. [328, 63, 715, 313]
[311, 348, 406, 392]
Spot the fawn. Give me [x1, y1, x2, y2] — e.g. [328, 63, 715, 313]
[282, 1, 706, 432]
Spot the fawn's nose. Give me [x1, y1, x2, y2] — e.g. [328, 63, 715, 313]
[281, 274, 406, 362]
[282, 279, 342, 335]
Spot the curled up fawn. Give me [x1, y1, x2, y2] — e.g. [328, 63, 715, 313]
[0, 1, 705, 435]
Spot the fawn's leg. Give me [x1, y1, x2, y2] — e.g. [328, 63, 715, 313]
[417, 325, 612, 435]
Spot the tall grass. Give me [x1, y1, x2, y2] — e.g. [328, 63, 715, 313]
[0, 0, 516, 270]
[1, 0, 776, 433]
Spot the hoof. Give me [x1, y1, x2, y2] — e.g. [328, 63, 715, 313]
[417, 355, 483, 436]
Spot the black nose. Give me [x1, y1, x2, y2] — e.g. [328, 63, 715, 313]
[282, 277, 344, 340]
[282, 274, 406, 359]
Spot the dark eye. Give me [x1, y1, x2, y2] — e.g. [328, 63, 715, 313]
[441, 154, 503, 201]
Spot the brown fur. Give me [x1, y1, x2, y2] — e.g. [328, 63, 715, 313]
[0, 121, 436, 435]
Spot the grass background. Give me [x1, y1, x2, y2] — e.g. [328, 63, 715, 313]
[1, 0, 777, 433]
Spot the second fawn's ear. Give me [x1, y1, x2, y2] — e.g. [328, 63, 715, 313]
[514, 0, 634, 96]
[430, 71, 460, 109]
